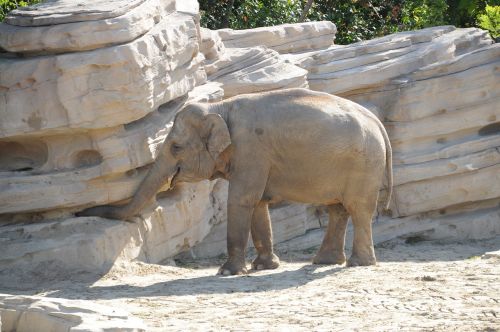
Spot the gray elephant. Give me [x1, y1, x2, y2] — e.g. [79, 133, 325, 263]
[78, 88, 393, 275]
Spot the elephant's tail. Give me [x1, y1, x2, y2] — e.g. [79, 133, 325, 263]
[379, 123, 393, 210]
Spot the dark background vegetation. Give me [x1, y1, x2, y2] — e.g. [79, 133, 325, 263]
[1, 0, 498, 44]
[199, 0, 499, 43]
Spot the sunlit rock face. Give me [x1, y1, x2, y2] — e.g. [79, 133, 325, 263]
[0, 0, 317, 275]
[216, 20, 337, 53]
[0, 0, 498, 283]
[0, 0, 215, 272]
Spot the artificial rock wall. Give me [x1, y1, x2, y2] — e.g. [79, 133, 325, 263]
[0, 0, 499, 275]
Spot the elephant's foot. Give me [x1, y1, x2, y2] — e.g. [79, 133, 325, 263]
[251, 253, 280, 270]
[217, 259, 248, 276]
[347, 253, 376, 267]
[312, 249, 346, 265]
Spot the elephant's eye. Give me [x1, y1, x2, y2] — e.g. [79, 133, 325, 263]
[171, 143, 183, 155]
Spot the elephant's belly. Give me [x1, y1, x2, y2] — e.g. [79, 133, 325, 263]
[264, 172, 343, 205]
[263, 146, 371, 205]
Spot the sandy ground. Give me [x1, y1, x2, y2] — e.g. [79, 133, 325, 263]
[2, 233, 500, 331]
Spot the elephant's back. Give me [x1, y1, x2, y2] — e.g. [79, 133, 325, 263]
[232, 88, 377, 124]
[227, 88, 386, 156]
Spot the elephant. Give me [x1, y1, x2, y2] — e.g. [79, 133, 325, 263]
[78, 88, 393, 275]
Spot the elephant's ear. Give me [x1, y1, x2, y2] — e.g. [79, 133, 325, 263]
[205, 113, 231, 160]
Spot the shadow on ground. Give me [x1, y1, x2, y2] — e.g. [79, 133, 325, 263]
[68, 264, 344, 300]
[1, 236, 498, 301]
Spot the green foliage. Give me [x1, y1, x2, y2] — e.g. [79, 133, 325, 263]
[200, 0, 303, 30]
[2, 0, 496, 44]
[477, 4, 500, 37]
[400, 0, 448, 30]
[200, 0, 498, 44]
[0, 0, 40, 22]
[230, 0, 303, 29]
[446, 0, 487, 27]
[305, 0, 404, 44]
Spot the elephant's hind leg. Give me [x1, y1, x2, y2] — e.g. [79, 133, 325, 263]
[345, 199, 377, 267]
[251, 202, 280, 270]
[313, 204, 349, 265]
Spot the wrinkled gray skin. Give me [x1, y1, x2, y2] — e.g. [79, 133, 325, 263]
[78, 88, 393, 275]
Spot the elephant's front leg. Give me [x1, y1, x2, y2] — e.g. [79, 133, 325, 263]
[251, 202, 280, 270]
[218, 199, 253, 275]
[218, 164, 269, 276]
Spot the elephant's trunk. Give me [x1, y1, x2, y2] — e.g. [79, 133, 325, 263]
[118, 152, 178, 219]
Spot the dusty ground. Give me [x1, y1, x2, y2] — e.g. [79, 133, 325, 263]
[2, 233, 500, 331]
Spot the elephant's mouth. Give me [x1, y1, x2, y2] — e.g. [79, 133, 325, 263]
[168, 166, 181, 189]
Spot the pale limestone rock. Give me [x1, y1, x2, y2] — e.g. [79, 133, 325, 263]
[0, 104, 176, 213]
[188, 81, 224, 102]
[387, 98, 499, 145]
[384, 45, 500, 122]
[393, 148, 500, 186]
[347, 45, 500, 126]
[5, 0, 150, 26]
[0, 180, 224, 271]
[0, 12, 203, 138]
[393, 164, 500, 217]
[217, 21, 336, 53]
[482, 250, 500, 259]
[0, 142, 149, 214]
[0, 83, 223, 214]
[0, 294, 146, 331]
[0, 0, 175, 54]
[200, 27, 225, 62]
[374, 198, 500, 243]
[387, 98, 499, 166]
[131, 180, 225, 263]
[207, 47, 308, 97]
[297, 27, 492, 94]
[175, 0, 199, 15]
[392, 133, 500, 166]
[0, 217, 144, 272]
[291, 26, 454, 70]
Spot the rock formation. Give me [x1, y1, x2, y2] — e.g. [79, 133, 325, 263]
[0, 0, 220, 273]
[217, 20, 336, 53]
[0, 294, 146, 331]
[1, 0, 498, 290]
[1, 0, 499, 329]
[0, 0, 327, 274]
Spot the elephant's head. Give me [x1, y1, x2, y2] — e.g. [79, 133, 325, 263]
[161, 103, 231, 189]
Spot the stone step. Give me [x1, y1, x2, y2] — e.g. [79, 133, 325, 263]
[393, 147, 500, 186]
[206, 46, 308, 97]
[392, 164, 500, 217]
[0, 0, 175, 54]
[0, 179, 222, 272]
[217, 21, 336, 54]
